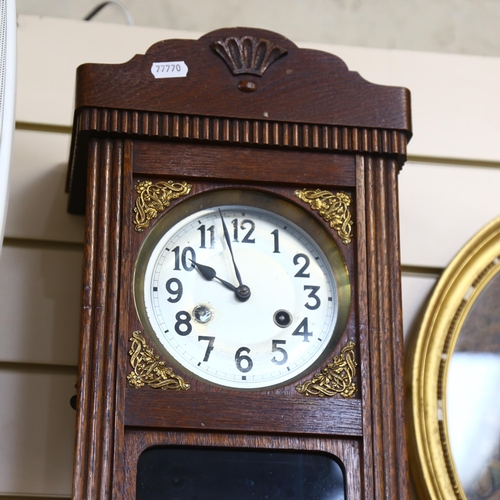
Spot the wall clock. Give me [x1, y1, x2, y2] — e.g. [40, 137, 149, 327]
[67, 27, 412, 499]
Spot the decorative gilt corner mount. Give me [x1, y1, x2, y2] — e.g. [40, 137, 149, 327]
[296, 341, 357, 398]
[210, 36, 288, 76]
[133, 180, 192, 232]
[295, 188, 353, 244]
[127, 331, 190, 391]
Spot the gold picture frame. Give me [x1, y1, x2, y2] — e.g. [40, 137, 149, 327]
[407, 216, 500, 500]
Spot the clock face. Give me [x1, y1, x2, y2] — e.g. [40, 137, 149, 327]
[134, 190, 350, 390]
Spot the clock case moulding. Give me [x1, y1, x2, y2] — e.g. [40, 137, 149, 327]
[66, 27, 412, 499]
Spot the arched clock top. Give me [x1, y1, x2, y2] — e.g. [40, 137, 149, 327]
[73, 27, 411, 132]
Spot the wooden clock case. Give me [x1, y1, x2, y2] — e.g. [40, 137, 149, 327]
[67, 27, 412, 499]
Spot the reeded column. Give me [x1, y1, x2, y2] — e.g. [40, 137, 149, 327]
[357, 154, 409, 500]
[73, 138, 124, 500]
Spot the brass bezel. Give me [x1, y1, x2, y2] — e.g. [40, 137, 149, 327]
[407, 216, 500, 499]
[133, 188, 352, 390]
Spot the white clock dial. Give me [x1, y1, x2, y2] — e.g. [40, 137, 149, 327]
[134, 190, 350, 390]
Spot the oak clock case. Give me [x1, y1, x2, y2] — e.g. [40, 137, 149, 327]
[133, 189, 351, 390]
[67, 26, 412, 500]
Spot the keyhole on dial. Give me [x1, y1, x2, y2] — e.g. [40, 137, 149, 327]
[193, 304, 212, 324]
[274, 310, 293, 328]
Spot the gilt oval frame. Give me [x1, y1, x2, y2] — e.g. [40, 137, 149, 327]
[407, 216, 500, 500]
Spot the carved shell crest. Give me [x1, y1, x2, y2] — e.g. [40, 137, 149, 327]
[211, 36, 287, 76]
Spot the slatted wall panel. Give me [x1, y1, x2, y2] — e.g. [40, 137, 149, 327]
[0, 14, 498, 498]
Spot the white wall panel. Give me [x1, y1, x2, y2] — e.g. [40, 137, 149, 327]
[0, 369, 75, 497]
[6, 130, 84, 243]
[0, 244, 82, 366]
[15, 0, 500, 59]
[399, 161, 500, 268]
[401, 273, 438, 348]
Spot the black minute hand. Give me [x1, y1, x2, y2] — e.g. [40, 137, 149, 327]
[219, 209, 243, 286]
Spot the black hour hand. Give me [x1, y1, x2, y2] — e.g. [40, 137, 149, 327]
[190, 260, 250, 302]
[191, 260, 217, 281]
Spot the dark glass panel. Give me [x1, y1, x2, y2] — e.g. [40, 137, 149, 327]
[137, 446, 345, 500]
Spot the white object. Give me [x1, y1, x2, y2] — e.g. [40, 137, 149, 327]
[151, 61, 188, 78]
[0, 0, 16, 255]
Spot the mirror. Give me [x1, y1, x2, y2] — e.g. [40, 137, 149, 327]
[408, 216, 500, 499]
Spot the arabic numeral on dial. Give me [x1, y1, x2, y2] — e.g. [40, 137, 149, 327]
[231, 219, 238, 241]
[304, 285, 321, 310]
[198, 224, 215, 249]
[292, 317, 312, 342]
[174, 311, 192, 336]
[271, 229, 280, 253]
[198, 336, 215, 361]
[235, 347, 253, 373]
[293, 253, 310, 278]
[231, 218, 256, 243]
[271, 340, 288, 365]
[172, 246, 196, 271]
[165, 277, 183, 303]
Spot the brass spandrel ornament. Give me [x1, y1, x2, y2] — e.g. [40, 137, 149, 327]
[127, 331, 190, 391]
[296, 341, 357, 398]
[133, 180, 192, 232]
[295, 189, 353, 244]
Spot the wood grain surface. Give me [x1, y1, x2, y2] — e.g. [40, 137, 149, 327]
[69, 27, 411, 499]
